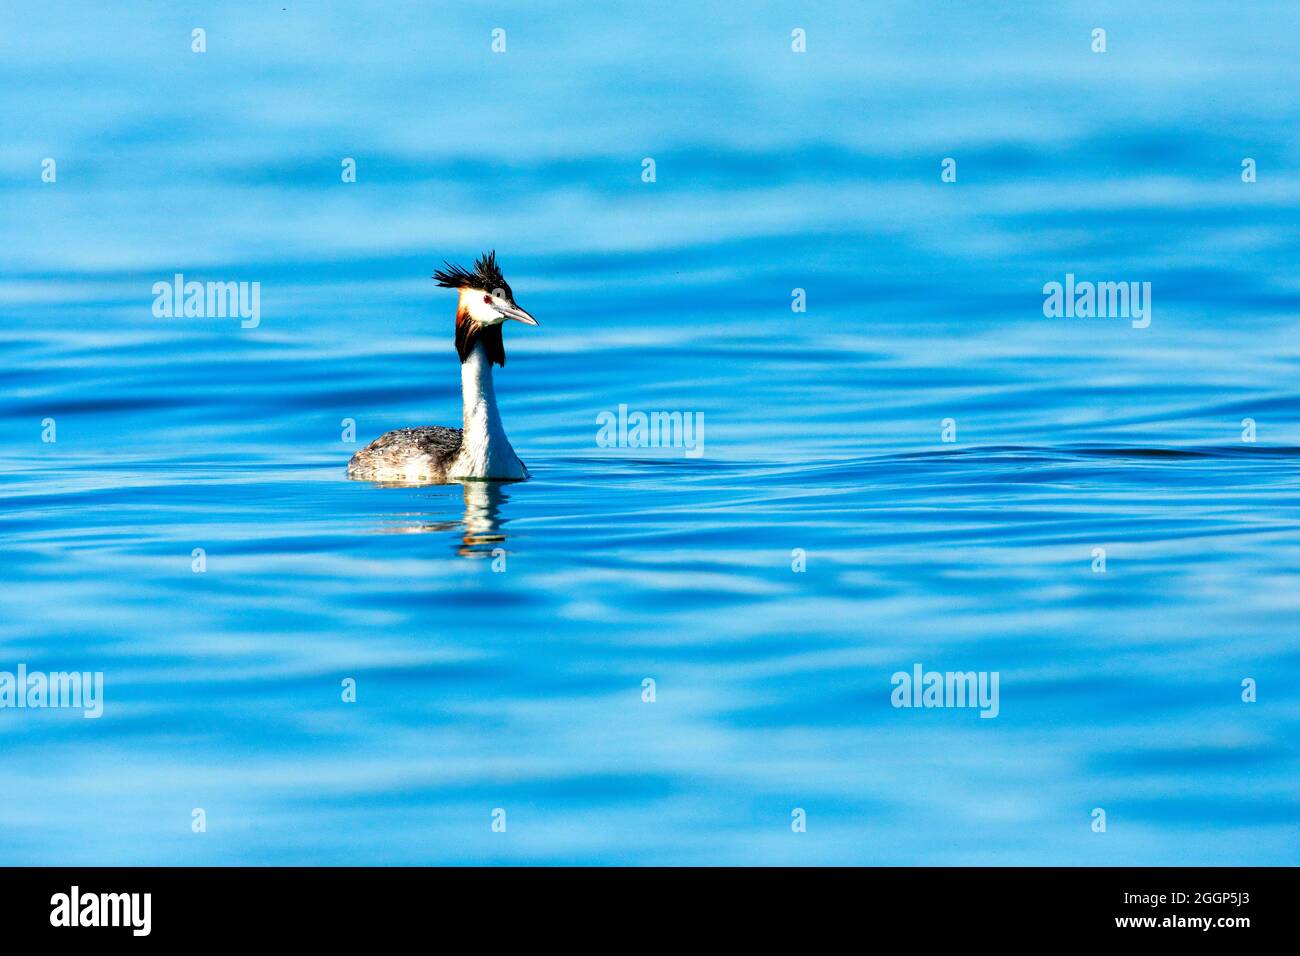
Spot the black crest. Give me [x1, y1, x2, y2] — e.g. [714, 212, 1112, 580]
[433, 250, 512, 300]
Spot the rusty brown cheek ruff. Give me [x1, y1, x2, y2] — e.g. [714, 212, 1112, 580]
[455, 305, 507, 366]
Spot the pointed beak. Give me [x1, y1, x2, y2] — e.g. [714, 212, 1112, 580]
[500, 303, 539, 326]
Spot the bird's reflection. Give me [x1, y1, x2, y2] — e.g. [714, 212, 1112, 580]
[376, 480, 513, 557]
[456, 480, 511, 556]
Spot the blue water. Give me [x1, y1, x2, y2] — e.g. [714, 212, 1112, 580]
[2, 2, 1299, 864]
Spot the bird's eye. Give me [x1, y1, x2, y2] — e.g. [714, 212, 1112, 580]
[483, 294, 492, 304]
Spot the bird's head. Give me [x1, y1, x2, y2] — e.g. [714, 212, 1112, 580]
[434, 251, 538, 367]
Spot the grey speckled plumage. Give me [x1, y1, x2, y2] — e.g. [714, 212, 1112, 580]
[347, 426, 463, 483]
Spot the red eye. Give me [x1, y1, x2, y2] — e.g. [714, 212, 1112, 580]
[483, 294, 492, 304]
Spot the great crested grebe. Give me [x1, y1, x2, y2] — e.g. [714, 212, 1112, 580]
[347, 251, 539, 484]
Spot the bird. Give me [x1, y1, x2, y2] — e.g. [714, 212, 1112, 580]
[347, 251, 539, 484]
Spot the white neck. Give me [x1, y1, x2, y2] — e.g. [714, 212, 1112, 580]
[452, 342, 527, 479]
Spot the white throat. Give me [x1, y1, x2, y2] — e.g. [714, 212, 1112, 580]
[452, 342, 528, 480]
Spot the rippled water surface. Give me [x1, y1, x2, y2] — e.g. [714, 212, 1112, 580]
[2, 2, 1299, 864]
